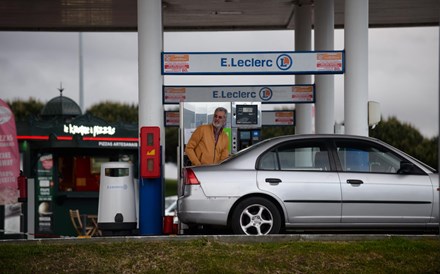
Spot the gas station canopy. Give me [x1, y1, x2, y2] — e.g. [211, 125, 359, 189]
[0, 0, 438, 32]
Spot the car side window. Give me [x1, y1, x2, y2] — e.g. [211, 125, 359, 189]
[258, 141, 330, 171]
[335, 140, 406, 174]
[259, 150, 279, 170]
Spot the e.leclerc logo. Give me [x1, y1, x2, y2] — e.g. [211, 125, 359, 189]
[276, 54, 293, 70]
[259, 87, 273, 101]
[220, 57, 273, 68]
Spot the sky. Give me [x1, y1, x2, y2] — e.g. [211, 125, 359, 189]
[0, 27, 438, 137]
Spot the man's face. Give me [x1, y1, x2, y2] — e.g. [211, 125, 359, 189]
[212, 110, 226, 128]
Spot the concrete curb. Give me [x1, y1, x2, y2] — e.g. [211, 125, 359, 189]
[2, 234, 439, 245]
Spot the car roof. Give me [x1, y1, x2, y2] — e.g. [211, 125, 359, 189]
[267, 134, 377, 142]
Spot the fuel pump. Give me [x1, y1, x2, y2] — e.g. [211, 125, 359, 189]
[235, 129, 261, 150]
[231, 102, 262, 153]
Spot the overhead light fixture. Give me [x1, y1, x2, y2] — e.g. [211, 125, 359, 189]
[211, 11, 243, 15]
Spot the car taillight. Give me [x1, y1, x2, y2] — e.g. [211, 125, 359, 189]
[185, 168, 200, 185]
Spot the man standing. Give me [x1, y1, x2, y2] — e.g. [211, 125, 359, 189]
[185, 107, 229, 166]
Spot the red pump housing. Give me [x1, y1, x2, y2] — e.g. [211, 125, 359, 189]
[140, 126, 161, 178]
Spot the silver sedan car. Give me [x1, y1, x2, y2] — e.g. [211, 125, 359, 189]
[178, 134, 439, 235]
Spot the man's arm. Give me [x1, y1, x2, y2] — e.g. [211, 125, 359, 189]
[185, 128, 202, 166]
[219, 134, 230, 161]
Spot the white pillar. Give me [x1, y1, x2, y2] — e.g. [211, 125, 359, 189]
[137, 0, 164, 236]
[437, 11, 440, 233]
[314, 0, 335, 134]
[295, 4, 313, 134]
[138, 0, 164, 140]
[344, 0, 369, 136]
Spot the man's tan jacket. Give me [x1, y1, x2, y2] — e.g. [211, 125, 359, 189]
[185, 124, 229, 166]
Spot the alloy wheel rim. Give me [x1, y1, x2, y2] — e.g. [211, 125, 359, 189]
[239, 204, 273, 235]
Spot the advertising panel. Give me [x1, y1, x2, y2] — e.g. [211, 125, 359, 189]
[36, 154, 54, 235]
[164, 111, 180, 127]
[262, 110, 295, 126]
[0, 99, 19, 205]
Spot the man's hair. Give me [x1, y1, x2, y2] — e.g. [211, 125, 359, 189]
[214, 107, 228, 118]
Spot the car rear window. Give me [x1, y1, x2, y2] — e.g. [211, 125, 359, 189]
[258, 140, 330, 171]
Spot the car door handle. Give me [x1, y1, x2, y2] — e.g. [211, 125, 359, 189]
[347, 179, 363, 185]
[265, 178, 282, 184]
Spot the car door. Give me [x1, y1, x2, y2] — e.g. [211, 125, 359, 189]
[256, 140, 342, 224]
[335, 139, 434, 224]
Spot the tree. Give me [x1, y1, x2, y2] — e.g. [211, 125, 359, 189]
[262, 126, 295, 139]
[369, 116, 438, 168]
[86, 101, 138, 123]
[6, 98, 44, 121]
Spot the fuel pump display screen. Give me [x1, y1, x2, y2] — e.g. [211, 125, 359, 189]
[147, 133, 154, 146]
[236, 105, 258, 125]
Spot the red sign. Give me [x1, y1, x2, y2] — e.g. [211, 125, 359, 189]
[0, 99, 19, 204]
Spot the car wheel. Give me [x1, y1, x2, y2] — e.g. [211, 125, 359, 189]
[231, 197, 281, 235]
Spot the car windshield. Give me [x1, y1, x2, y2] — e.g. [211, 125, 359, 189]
[377, 139, 437, 173]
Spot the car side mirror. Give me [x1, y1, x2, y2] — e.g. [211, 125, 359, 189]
[397, 161, 414, 174]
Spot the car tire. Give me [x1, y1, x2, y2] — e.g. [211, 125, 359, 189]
[231, 197, 281, 235]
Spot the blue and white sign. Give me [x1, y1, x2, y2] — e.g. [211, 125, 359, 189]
[162, 51, 344, 75]
[163, 85, 315, 104]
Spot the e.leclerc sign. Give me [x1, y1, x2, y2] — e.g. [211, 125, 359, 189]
[163, 85, 315, 104]
[162, 51, 344, 75]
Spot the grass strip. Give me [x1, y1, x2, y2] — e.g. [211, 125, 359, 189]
[1, 237, 439, 273]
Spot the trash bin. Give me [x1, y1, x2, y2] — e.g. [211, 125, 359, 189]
[98, 162, 137, 236]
